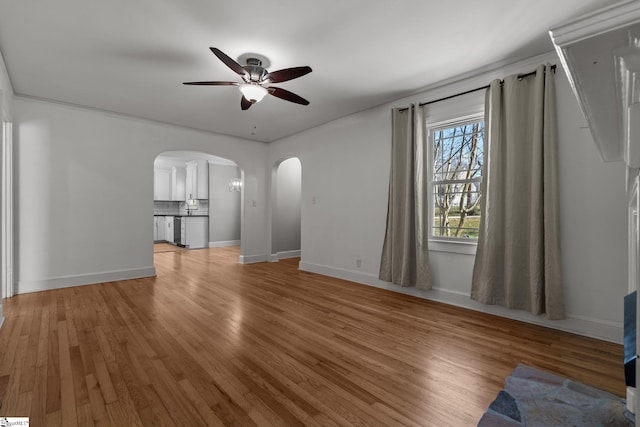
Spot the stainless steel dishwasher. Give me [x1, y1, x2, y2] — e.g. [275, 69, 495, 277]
[174, 217, 185, 246]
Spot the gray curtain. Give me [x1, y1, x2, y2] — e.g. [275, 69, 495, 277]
[379, 105, 432, 289]
[471, 64, 565, 320]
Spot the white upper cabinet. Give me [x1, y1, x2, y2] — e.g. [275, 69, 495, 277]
[155, 157, 209, 201]
[196, 160, 209, 199]
[550, 0, 640, 171]
[172, 166, 186, 201]
[154, 167, 172, 201]
[186, 163, 196, 200]
[185, 159, 209, 200]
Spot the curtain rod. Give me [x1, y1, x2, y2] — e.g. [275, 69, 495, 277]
[398, 64, 556, 111]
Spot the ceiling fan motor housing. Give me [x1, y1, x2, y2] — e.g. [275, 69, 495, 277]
[243, 58, 267, 83]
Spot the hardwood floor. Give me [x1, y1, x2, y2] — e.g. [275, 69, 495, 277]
[0, 246, 625, 426]
[153, 242, 187, 253]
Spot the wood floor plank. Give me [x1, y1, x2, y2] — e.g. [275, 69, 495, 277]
[0, 313, 24, 376]
[19, 299, 42, 395]
[0, 246, 627, 425]
[76, 402, 95, 427]
[1, 335, 28, 414]
[177, 378, 227, 427]
[92, 353, 117, 405]
[104, 399, 144, 427]
[85, 373, 109, 426]
[45, 320, 61, 416]
[45, 409, 62, 427]
[57, 320, 78, 427]
[139, 384, 175, 427]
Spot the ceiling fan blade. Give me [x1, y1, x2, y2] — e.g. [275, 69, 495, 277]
[268, 87, 310, 105]
[241, 96, 253, 110]
[210, 47, 248, 78]
[264, 66, 312, 83]
[182, 81, 239, 86]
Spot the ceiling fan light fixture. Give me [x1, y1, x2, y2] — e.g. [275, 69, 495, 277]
[185, 48, 312, 110]
[239, 84, 268, 103]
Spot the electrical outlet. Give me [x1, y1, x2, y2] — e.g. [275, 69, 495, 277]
[252, 200, 257, 207]
[356, 258, 362, 268]
[312, 196, 316, 205]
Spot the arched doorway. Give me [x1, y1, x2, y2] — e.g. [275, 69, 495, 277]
[153, 150, 242, 257]
[271, 157, 301, 260]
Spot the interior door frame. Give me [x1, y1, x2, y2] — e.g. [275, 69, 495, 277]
[2, 117, 13, 299]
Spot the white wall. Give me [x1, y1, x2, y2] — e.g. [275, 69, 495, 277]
[268, 107, 390, 271]
[15, 97, 270, 292]
[269, 51, 629, 343]
[274, 157, 301, 255]
[209, 163, 241, 245]
[0, 50, 14, 325]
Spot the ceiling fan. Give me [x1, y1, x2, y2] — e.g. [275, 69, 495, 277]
[183, 47, 312, 111]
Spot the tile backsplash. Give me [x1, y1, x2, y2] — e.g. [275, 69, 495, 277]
[154, 200, 209, 216]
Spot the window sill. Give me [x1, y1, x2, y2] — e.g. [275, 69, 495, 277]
[428, 239, 477, 255]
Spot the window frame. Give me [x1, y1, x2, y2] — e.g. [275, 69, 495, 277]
[427, 113, 484, 252]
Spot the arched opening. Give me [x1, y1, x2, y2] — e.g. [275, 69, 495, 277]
[153, 150, 242, 260]
[271, 157, 301, 261]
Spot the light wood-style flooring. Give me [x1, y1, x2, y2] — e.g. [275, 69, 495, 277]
[0, 246, 625, 426]
[153, 242, 187, 253]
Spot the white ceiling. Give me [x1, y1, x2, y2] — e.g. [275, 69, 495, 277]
[155, 150, 236, 167]
[0, 0, 619, 142]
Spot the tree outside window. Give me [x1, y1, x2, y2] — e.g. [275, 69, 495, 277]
[431, 119, 484, 240]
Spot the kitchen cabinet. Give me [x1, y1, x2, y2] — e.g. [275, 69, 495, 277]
[186, 163, 196, 200]
[156, 164, 191, 201]
[185, 160, 209, 200]
[154, 216, 175, 243]
[172, 166, 186, 201]
[156, 216, 165, 241]
[174, 216, 208, 248]
[185, 216, 208, 249]
[154, 216, 158, 241]
[154, 167, 172, 201]
[196, 161, 209, 199]
[165, 216, 174, 243]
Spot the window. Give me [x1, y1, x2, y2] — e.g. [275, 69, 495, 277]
[429, 116, 484, 241]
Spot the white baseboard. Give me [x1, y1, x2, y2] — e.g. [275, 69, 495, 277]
[279, 250, 301, 259]
[238, 254, 269, 264]
[17, 266, 157, 294]
[209, 240, 241, 248]
[299, 261, 623, 344]
[269, 250, 301, 262]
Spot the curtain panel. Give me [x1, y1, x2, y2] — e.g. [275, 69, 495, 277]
[379, 105, 432, 289]
[471, 64, 565, 320]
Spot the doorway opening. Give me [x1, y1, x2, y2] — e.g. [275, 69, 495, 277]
[153, 151, 242, 259]
[271, 157, 301, 261]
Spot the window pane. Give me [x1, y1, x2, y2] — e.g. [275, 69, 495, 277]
[431, 120, 484, 240]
